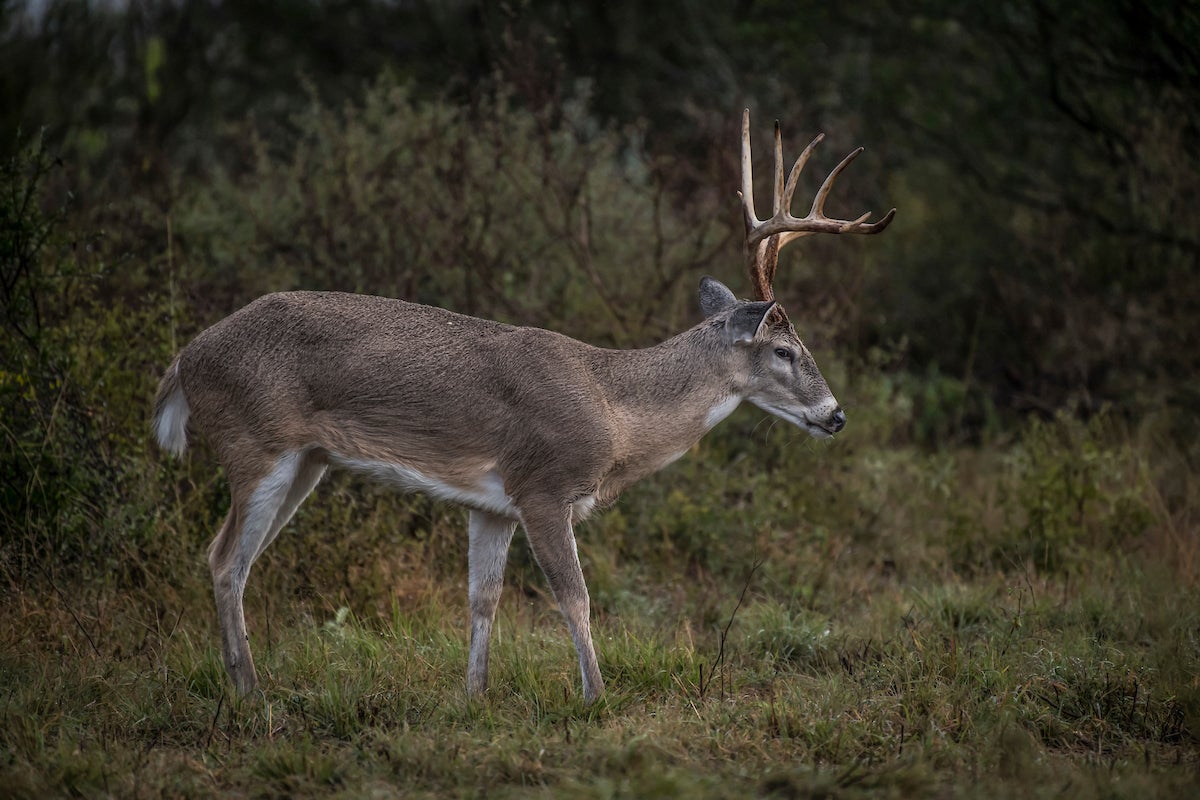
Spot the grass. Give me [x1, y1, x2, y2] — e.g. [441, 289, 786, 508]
[3, 366, 1198, 797]
[3, 475, 1197, 798]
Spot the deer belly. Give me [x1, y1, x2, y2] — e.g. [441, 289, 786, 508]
[329, 455, 518, 518]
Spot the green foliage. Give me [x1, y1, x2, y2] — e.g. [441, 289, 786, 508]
[0, 135, 188, 588]
[173, 78, 728, 347]
[998, 412, 1154, 573]
[0, 135, 105, 579]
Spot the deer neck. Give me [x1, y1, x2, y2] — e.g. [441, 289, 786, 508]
[595, 322, 744, 468]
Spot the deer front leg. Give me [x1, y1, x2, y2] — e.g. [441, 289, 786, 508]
[467, 509, 517, 698]
[520, 503, 604, 703]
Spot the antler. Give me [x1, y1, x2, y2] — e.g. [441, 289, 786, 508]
[739, 109, 896, 301]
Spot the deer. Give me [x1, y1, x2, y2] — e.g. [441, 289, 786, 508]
[153, 109, 894, 703]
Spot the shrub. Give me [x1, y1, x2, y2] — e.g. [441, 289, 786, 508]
[0, 136, 181, 587]
[172, 79, 735, 349]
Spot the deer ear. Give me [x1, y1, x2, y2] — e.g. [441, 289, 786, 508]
[726, 301, 776, 344]
[698, 276, 738, 317]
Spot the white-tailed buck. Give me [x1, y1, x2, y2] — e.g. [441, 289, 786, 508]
[154, 110, 894, 702]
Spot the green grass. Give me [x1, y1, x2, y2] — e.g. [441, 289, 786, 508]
[3, 488, 1197, 798]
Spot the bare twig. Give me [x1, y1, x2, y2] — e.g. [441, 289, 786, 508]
[205, 692, 225, 750]
[37, 562, 100, 658]
[698, 556, 763, 700]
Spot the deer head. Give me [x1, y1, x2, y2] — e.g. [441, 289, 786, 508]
[710, 109, 895, 438]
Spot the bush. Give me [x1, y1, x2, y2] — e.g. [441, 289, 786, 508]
[0, 135, 181, 587]
[999, 412, 1153, 573]
[1, 135, 103, 580]
[172, 79, 735, 348]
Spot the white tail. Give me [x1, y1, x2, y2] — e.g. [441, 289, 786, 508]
[154, 111, 893, 703]
[152, 359, 190, 456]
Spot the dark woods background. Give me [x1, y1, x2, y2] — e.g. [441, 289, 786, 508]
[2, 0, 1198, 574]
[7, 1, 1200, 422]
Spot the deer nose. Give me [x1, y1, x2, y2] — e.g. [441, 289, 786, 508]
[830, 406, 847, 433]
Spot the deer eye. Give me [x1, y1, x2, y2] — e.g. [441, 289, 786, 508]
[774, 347, 794, 362]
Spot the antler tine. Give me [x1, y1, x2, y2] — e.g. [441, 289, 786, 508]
[781, 134, 823, 226]
[869, 206, 898, 231]
[772, 121, 785, 216]
[740, 109, 777, 301]
[810, 146, 864, 219]
[739, 108, 757, 230]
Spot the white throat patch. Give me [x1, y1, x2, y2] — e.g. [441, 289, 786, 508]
[704, 395, 743, 429]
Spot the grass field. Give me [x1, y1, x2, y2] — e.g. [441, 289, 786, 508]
[2, 401, 1198, 798]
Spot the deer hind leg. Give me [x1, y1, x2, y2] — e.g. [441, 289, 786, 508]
[520, 503, 604, 703]
[208, 450, 303, 696]
[253, 452, 327, 563]
[467, 509, 518, 698]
